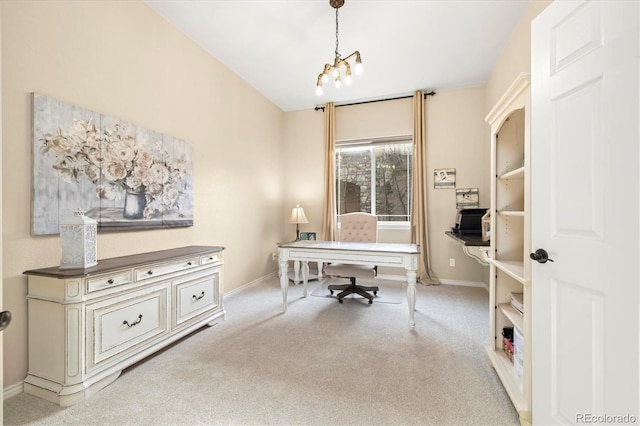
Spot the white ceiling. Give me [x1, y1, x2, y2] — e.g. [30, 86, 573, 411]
[145, 0, 529, 112]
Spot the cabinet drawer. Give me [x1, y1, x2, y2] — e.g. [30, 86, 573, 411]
[200, 252, 223, 266]
[134, 257, 199, 282]
[87, 287, 169, 369]
[86, 270, 133, 293]
[174, 273, 219, 327]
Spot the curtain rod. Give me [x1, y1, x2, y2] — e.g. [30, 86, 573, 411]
[314, 91, 436, 111]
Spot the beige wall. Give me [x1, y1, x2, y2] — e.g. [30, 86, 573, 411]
[426, 86, 490, 284]
[2, 1, 284, 389]
[485, 0, 553, 113]
[282, 109, 324, 241]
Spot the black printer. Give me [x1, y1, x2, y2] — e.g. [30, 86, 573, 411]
[452, 208, 488, 235]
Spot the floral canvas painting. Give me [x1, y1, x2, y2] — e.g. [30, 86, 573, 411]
[32, 93, 194, 234]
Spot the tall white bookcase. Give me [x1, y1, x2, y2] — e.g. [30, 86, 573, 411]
[485, 73, 531, 425]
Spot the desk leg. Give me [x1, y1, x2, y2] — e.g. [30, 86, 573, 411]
[406, 268, 417, 329]
[301, 261, 309, 297]
[316, 261, 323, 279]
[293, 260, 301, 284]
[280, 258, 289, 312]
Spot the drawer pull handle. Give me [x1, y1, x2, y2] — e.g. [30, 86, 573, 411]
[147, 271, 153, 275]
[107, 279, 114, 284]
[209, 257, 214, 261]
[123, 314, 143, 327]
[187, 261, 193, 266]
[193, 291, 205, 301]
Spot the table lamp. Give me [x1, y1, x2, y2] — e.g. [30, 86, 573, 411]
[288, 204, 309, 241]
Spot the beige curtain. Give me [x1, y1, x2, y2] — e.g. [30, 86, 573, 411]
[411, 91, 438, 285]
[321, 102, 337, 241]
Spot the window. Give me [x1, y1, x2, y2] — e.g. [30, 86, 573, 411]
[335, 138, 412, 223]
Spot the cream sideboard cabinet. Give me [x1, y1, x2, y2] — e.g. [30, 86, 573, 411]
[23, 245, 225, 407]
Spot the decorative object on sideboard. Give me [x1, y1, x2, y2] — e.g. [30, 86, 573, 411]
[32, 93, 194, 235]
[315, 0, 363, 96]
[288, 204, 309, 241]
[59, 208, 97, 269]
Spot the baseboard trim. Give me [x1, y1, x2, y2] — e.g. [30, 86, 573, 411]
[439, 278, 488, 291]
[4, 380, 24, 400]
[224, 271, 278, 299]
[376, 274, 487, 291]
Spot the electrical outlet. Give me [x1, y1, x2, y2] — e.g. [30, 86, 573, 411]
[449, 258, 456, 267]
[272, 252, 277, 261]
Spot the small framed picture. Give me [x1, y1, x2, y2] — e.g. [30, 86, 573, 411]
[299, 232, 316, 241]
[456, 188, 479, 209]
[434, 168, 456, 188]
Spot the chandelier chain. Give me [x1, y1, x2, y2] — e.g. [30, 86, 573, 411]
[335, 7, 340, 58]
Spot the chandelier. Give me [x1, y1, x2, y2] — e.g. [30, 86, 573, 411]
[315, 0, 363, 96]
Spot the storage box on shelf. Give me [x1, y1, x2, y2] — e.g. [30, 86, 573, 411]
[485, 73, 531, 425]
[23, 245, 225, 407]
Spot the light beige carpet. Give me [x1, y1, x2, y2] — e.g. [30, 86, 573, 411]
[4, 275, 519, 425]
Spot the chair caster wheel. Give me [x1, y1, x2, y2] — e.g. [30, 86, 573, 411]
[338, 299, 343, 303]
[373, 291, 378, 296]
[329, 290, 334, 295]
[368, 299, 373, 304]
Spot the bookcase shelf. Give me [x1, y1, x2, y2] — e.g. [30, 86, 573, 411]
[485, 72, 531, 425]
[499, 166, 525, 180]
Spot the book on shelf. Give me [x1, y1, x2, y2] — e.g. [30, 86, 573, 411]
[510, 292, 524, 315]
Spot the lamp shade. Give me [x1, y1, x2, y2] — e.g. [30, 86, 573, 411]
[288, 205, 309, 224]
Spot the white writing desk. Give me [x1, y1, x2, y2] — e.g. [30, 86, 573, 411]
[278, 240, 420, 328]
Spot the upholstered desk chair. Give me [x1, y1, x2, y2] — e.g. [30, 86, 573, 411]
[325, 212, 379, 304]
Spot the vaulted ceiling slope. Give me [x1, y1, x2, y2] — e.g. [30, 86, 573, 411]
[145, 0, 529, 112]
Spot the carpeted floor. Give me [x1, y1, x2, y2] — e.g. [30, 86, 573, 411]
[4, 275, 519, 425]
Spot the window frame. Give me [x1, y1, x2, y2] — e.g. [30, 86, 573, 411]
[335, 136, 413, 228]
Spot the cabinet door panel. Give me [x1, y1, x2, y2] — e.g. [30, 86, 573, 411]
[174, 273, 219, 327]
[87, 286, 169, 369]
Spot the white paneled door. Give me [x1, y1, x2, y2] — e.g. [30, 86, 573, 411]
[531, 1, 638, 424]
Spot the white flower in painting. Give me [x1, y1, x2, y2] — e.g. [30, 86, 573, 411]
[148, 163, 169, 185]
[43, 130, 75, 156]
[132, 162, 150, 181]
[163, 184, 180, 207]
[108, 140, 135, 163]
[125, 176, 143, 192]
[145, 182, 163, 198]
[69, 118, 100, 150]
[102, 159, 127, 182]
[84, 164, 101, 183]
[135, 150, 154, 168]
[86, 149, 104, 169]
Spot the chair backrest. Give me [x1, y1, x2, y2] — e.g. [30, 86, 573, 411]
[338, 212, 377, 243]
